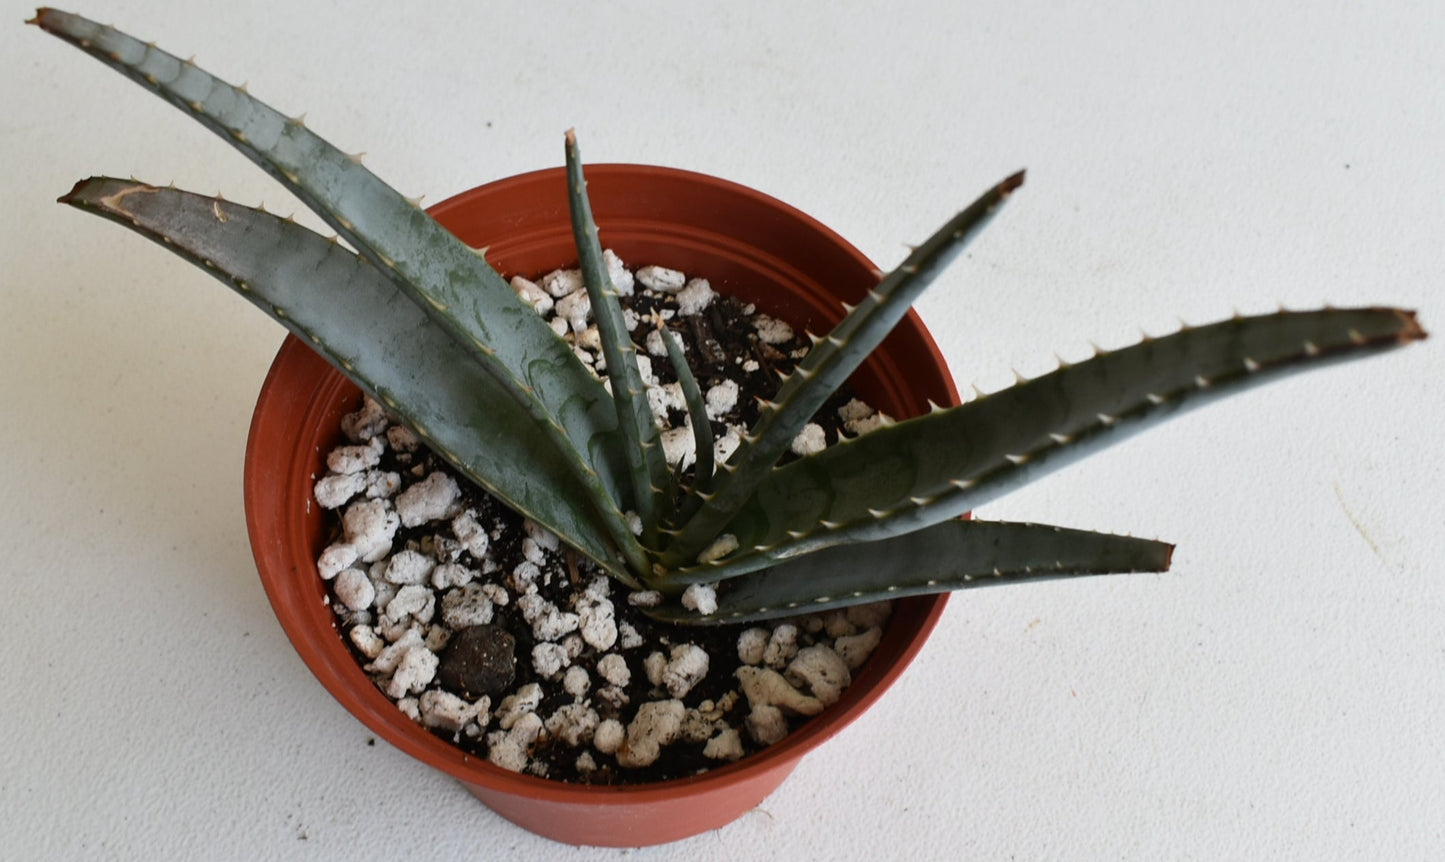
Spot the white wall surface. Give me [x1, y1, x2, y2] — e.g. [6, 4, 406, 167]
[2, 1, 1440, 858]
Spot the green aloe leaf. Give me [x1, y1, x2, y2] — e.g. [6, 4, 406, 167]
[676, 307, 1424, 580]
[565, 130, 669, 544]
[645, 520, 1173, 624]
[658, 323, 716, 498]
[651, 322, 717, 532]
[32, 9, 645, 573]
[663, 171, 1025, 567]
[60, 177, 639, 583]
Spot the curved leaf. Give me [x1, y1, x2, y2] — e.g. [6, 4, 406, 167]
[681, 307, 1425, 579]
[565, 130, 668, 539]
[663, 172, 1025, 566]
[33, 9, 645, 573]
[60, 177, 638, 582]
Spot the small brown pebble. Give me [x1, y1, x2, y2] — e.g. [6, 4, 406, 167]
[436, 624, 516, 698]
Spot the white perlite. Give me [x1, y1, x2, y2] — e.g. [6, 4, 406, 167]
[546, 703, 600, 748]
[643, 327, 674, 358]
[627, 590, 662, 608]
[495, 683, 543, 729]
[736, 666, 825, 716]
[763, 623, 800, 669]
[616, 700, 686, 768]
[785, 645, 852, 707]
[430, 562, 475, 590]
[314, 472, 366, 509]
[675, 278, 715, 315]
[745, 704, 789, 745]
[597, 653, 631, 687]
[540, 267, 583, 298]
[349, 624, 385, 660]
[753, 314, 794, 344]
[314, 255, 895, 780]
[703, 728, 745, 761]
[577, 591, 618, 651]
[487, 712, 544, 772]
[517, 593, 580, 642]
[659, 424, 696, 470]
[439, 584, 493, 628]
[334, 568, 375, 611]
[340, 396, 388, 442]
[604, 249, 634, 295]
[385, 424, 419, 453]
[714, 425, 744, 465]
[450, 510, 489, 559]
[510, 275, 553, 315]
[383, 585, 435, 626]
[681, 583, 718, 616]
[704, 379, 739, 419]
[384, 549, 434, 585]
[555, 289, 592, 333]
[532, 642, 571, 678]
[384, 642, 438, 699]
[562, 665, 591, 699]
[658, 643, 710, 699]
[737, 627, 769, 666]
[592, 719, 625, 755]
[419, 689, 486, 733]
[838, 397, 895, 436]
[327, 437, 383, 474]
[790, 422, 827, 456]
[395, 472, 461, 527]
[835, 626, 885, 670]
[636, 265, 686, 292]
[365, 470, 401, 500]
[697, 533, 739, 565]
[341, 499, 398, 562]
[645, 380, 685, 422]
[524, 520, 561, 552]
[317, 543, 358, 580]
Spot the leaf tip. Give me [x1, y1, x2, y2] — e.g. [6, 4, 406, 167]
[56, 176, 93, 206]
[1395, 309, 1428, 343]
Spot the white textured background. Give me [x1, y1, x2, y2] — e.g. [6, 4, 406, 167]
[3, 1, 1441, 858]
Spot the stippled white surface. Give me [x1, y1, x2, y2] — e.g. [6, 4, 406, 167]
[3, 1, 1441, 857]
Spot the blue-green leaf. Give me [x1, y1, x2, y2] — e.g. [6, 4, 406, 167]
[60, 177, 639, 582]
[646, 519, 1173, 624]
[680, 307, 1424, 579]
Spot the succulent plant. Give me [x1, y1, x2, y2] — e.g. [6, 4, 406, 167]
[35, 9, 1425, 625]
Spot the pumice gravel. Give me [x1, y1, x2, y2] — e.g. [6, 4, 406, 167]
[313, 251, 891, 784]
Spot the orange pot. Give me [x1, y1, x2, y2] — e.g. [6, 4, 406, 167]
[245, 165, 959, 847]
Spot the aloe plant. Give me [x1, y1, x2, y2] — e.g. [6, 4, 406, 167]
[35, 9, 1425, 624]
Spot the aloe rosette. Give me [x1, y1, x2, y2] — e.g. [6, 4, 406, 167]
[34, 9, 1426, 624]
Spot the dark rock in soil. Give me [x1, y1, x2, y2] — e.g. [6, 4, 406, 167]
[437, 624, 516, 698]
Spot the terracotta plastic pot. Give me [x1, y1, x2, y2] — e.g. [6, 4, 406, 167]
[245, 165, 960, 847]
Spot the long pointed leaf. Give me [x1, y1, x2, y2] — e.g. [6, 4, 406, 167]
[663, 172, 1024, 566]
[659, 324, 716, 497]
[32, 9, 644, 572]
[565, 130, 668, 541]
[679, 307, 1424, 579]
[60, 177, 639, 582]
[646, 520, 1173, 624]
